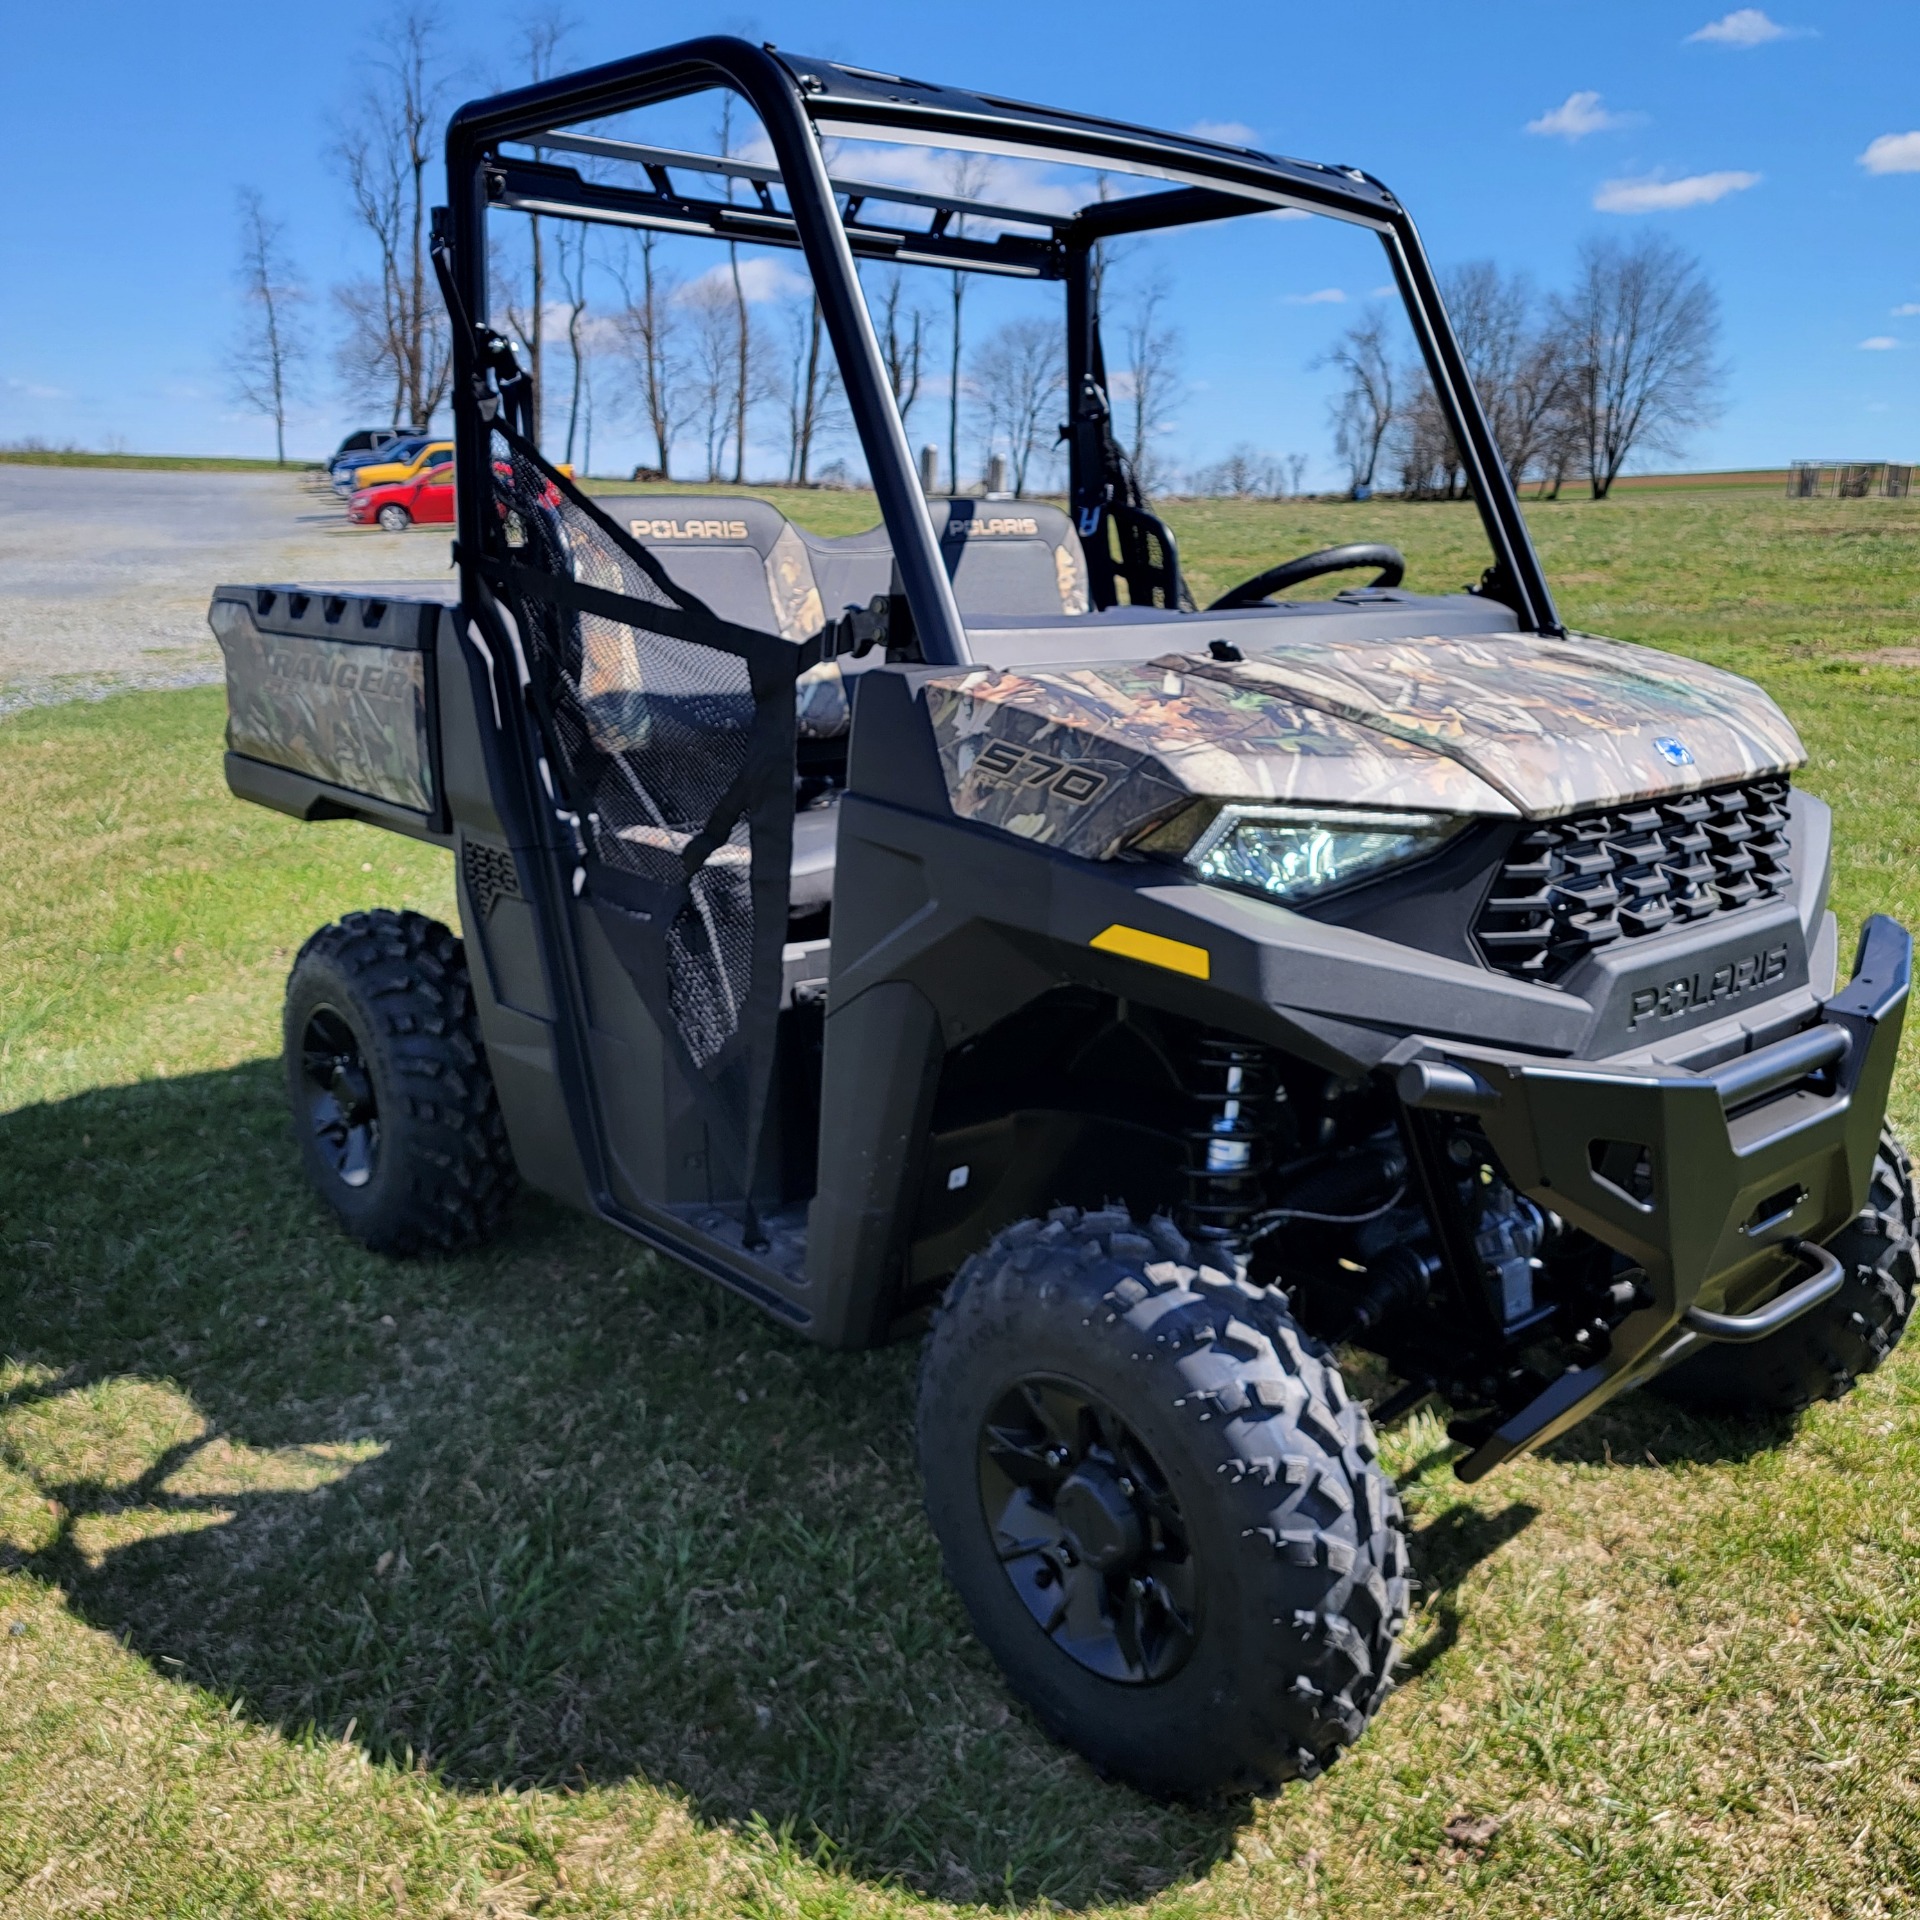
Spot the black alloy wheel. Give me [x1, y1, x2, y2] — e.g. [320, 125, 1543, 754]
[980, 1375, 1197, 1684]
[918, 1207, 1409, 1797]
[299, 1004, 380, 1189]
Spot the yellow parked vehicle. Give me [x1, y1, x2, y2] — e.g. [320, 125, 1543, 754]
[348, 438, 453, 493]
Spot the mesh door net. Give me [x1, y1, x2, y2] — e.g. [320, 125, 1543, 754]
[486, 426, 798, 1210]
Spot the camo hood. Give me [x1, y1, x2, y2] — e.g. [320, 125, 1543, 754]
[923, 630, 1804, 862]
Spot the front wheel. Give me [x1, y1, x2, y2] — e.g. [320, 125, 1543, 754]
[376, 502, 412, 532]
[917, 1208, 1408, 1797]
[1655, 1128, 1918, 1415]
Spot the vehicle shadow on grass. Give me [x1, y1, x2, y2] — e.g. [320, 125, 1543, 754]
[2, 1063, 1259, 1907]
[0, 1063, 1550, 1905]
[1543, 1382, 1801, 1472]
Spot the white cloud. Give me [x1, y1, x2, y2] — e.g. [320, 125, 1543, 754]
[1860, 336, 1901, 351]
[1687, 9, 1802, 46]
[1260, 207, 1313, 222]
[681, 256, 810, 305]
[3, 376, 67, 400]
[1594, 169, 1761, 212]
[1283, 288, 1347, 305]
[1526, 91, 1634, 140]
[1185, 119, 1260, 149]
[1894, 303, 1920, 316]
[1860, 133, 1920, 176]
[810, 135, 1087, 224]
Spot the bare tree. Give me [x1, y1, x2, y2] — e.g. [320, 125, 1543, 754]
[612, 231, 686, 478]
[1412, 261, 1576, 495]
[944, 152, 993, 490]
[714, 96, 758, 483]
[868, 267, 926, 427]
[1192, 444, 1286, 498]
[505, 16, 572, 443]
[783, 293, 842, 485]
[1392, 372, 1461, 499]
[683, 277, 741, 481]
[331, 8, 450, 429]
[1321, 312, 1397, 497]
[554, 220, 592, 466]
[972, 318, 1065, 496]
[1117, 271, 1182, 498]
[227, 189, 306, 464]
[1552, 235, 1724, 499]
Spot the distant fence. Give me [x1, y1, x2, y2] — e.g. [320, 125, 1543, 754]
[1788, 459, 1913, 499]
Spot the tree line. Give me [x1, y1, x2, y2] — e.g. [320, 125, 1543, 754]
[1324, 235, 1725, 503]
[223, 11, 1721, 499]
[221, 9, 1185, 489]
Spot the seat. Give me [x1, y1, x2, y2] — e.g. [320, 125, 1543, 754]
[614, 497, 824, 638]
[801, 498, 1091, 621]
[604, 495, 1091, 922]
[605, 499, 844, 918]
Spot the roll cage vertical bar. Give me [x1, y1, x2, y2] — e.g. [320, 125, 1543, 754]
[1376, 206, 1560, 635]
[442, 36, 970, 667]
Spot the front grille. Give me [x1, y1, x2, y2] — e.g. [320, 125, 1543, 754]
[1475, 777, 1792, 982]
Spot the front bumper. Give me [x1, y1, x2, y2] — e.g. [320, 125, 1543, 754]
[1400, 914, 1910, 1479]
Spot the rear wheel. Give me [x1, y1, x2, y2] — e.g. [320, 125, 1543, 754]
[1655, 1129, 1918, 1415]
[376, 502, 412, 532]
[917, 1207, 1408, 1797]
[283, 909, 516, 1255]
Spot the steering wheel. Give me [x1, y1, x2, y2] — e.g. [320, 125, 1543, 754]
[1207, 542, 1407, 611]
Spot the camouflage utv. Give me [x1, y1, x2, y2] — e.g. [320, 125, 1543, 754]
[209, 39, 1914, 1796]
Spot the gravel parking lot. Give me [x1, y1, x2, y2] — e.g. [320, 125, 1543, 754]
[0, 465, 457, 717]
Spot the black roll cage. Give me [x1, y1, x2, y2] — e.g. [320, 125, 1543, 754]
[443, 35, 1561, 666]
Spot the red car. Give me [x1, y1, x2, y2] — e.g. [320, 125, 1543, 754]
[348, 461, 455, 532]
[348, 460, 564, 532]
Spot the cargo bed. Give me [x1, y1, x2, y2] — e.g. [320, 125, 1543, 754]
[209, 580, 459, 845]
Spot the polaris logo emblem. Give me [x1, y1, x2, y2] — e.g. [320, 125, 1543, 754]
[1628, 943, 1790, 1026]
[1654, 736, 1694, 767]
[628, 517, 750, 541]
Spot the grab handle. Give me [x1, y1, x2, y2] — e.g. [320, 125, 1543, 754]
[1681, 1239, 1845, 1344]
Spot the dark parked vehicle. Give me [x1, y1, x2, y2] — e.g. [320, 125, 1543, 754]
[206, 39, 1913, 1797]
[329, 429, 425, 494]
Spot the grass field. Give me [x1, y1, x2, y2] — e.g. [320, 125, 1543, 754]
[5, 488, 1920, 1917]
[0, 451, 309, 473]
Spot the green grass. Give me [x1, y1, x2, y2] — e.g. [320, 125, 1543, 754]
[5, 488, 1920, 1916]
[0, 450, 314, 472]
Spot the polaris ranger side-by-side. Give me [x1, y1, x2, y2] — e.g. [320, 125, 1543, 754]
[209, 40, 1914, 1795]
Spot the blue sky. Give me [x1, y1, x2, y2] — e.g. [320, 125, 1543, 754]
[3, 1, 1916, 479]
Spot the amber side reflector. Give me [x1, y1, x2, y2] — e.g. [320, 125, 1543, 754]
[1089, 924, 1211, 981]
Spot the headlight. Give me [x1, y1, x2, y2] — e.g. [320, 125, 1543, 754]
[1184, 804, 1461, 904]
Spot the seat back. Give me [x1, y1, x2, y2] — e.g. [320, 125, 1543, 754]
[612, 497, 824, 640]
[802, 499, 1091, 621]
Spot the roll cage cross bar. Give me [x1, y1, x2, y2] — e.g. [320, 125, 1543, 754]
[443, 36, 1561, 657]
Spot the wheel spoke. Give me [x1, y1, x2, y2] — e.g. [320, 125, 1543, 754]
[982, 1421, 1060, 1488]
[1017, 1381, 1083, 1457]
[991, 1488, 1064, 1561]
[977, 1369, 1197, 1687]
[1054, 1559, 1110, 1646]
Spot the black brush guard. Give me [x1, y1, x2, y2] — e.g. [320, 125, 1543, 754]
[1400, 914, 1910, 1479]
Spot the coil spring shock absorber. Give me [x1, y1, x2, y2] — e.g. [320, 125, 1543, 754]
[1179, 1035, 1279, 1262]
